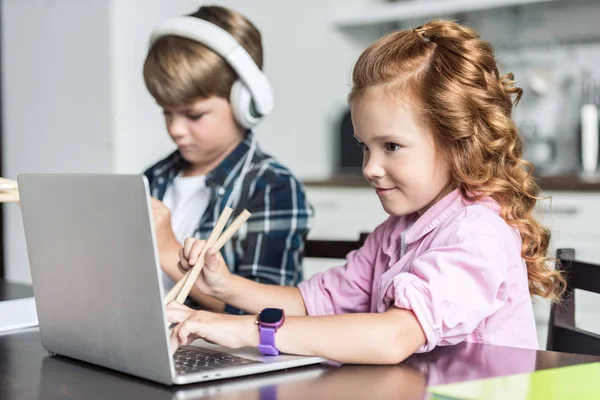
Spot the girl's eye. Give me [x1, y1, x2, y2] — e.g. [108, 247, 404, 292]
[357, 142, 369, 153]
[385, 142, 401, 152]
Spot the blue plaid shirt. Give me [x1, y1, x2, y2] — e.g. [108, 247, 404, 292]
[144, 132, 313, 314]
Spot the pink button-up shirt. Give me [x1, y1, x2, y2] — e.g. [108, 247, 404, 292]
[299, 189, 538, 352]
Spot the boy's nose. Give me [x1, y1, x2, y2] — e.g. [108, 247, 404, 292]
[168, 117, 188, 139]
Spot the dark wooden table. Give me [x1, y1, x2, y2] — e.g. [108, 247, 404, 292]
[1, 283, 599, 399]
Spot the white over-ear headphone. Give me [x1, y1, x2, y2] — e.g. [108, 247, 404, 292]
[149, 16, 274, 129]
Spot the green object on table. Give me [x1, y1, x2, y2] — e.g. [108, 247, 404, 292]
[428, 362, 600, 400]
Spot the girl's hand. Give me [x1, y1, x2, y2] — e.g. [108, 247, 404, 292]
[166, 301, 258, 355]
[178, 238, 233, 298]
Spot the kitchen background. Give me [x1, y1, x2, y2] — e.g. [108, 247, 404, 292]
[2, 0, 599, 347]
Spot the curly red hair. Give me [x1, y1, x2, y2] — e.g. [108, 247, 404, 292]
[349, 20, 565, 300]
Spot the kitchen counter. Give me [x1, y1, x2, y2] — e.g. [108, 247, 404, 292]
[303, 173, 600, 192]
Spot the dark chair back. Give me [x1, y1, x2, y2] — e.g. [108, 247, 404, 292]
[304, 233, 369, 259]
[546, 248, 600, 356]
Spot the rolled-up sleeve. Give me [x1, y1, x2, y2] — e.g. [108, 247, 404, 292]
[392, 217, 510, 352]
[298, 221, 387, 316]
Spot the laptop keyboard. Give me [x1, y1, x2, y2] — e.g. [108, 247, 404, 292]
[173, 345, 260, 375]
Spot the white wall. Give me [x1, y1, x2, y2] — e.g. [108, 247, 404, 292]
[2, 0, 113, 283]
[2, 0, 378, 283]
[109, 0, 192, 174]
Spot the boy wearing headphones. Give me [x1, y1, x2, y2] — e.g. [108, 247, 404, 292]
[143, 5, 312, 314]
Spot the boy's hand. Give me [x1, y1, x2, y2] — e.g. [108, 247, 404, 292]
[151, 198, 181, 267]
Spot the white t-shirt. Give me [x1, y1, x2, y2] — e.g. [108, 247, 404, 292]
[160, 173, 211, 294]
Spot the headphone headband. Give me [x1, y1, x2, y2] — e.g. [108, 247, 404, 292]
[149, 16, 274, 116]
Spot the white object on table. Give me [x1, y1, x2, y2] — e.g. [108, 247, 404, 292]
[0, 297, 39, 334]
[581, 103, 599, 175]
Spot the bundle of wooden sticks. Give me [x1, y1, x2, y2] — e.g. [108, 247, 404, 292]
[163, 206, 251, 304]
[0, 178, 19, 203]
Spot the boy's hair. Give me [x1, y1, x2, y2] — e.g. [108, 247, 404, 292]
[143, 5, 263, 107]
[349, 20, 565, 300]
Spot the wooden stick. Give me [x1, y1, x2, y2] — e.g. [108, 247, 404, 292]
[0, 177, 18, 188]
[0, 178, 19, 203]
[163, 270, 188, 304]
[174, 207, 233, 303]
[0, 189, 19, 203]
[163, 209, 251, 304]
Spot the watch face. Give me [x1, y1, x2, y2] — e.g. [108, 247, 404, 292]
[260, 308, 283, 324]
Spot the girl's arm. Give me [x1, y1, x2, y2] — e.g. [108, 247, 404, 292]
[219, 273, 307, 316]
[179, 244, 308, 315]
[183, 213, 384, 316]
[168, 305, 427, 364]
[270, 307, 427, 364]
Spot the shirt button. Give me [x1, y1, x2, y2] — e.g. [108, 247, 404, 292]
[217, 187, 225, 196]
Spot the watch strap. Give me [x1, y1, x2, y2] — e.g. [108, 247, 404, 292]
[257, 325, 279, 356]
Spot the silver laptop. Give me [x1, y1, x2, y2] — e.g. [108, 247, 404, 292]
[18, 173, 326, 385]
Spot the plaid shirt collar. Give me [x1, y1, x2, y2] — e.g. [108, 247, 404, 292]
[149, 131, 254, 194]
[206, 130, 253, 190]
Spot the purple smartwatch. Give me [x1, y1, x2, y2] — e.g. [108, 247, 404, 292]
[257, 308, 285, 356]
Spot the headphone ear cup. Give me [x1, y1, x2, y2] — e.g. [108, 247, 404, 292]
[230, 80, 262, 129]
